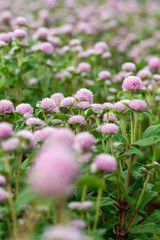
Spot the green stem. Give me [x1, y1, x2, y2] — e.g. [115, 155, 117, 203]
[0, 49, 5, 67]
[15, 151, 23, 198]
[109, 135, 114, 155]
[120, 117, 129, 148]
[131, 112, 134, 144]
[44, 112, 49, 126]
[93, 188, 102, 231]
[81, 185, 88, 202]
[124, 155, 134, 192]
[4, 154, 18, 239]
[134, 113, 138, 141]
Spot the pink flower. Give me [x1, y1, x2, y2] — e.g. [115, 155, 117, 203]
[0, 188, 9, 202]
[0, 175, 6, 185]
[148, 57, 160, 71]
[68, 202, 81, 210]
[137, 69, 151, 79]
[77, 62, 91, 73]
[60, 97, 76, 108]
[94, 41, 108, 54]
[0, 41, 6, 48]
[16, 103, 33, 116]
[81, 201, 92, 209]
[75, 88, 93, 104]
[76, 101, 90, 109]
[98, 71, 111, 80]
[40, 42, 54, 55]
[13, 29, 27, 39]
[0, 100, 14, 114]
[91, 103, 103, 111]
[41, 98, 58, 113]
[70, 219, 86, 229]
[17, 130, 35, 149]
[99, 123, 118, 134]
[103, 113, 117, 122]
[129, 99, 147, 112]
[49, 128, 75, 147]
[103, 102, 114, 110]
[34, 127, 56, 141]
[35, 27, 48, 40]
[68, 115, 86, 125]
[15, 16, 28, 26]
[93, 153, 117, 172]
[51, 93, 64, 106]
[122, 62, 136, 72]
[26, 117, 45, 127]
[0, 122, 13, 138]
[114, 100, 130, 112]
[1, 137, 20, 151]
[122, 76, 143, 91]
[74, 132, 95, 150]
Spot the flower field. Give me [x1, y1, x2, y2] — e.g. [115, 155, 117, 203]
[0, 0, 160, 239]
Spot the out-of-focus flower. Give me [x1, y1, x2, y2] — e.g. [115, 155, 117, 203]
[93, 153, 117, 172]
[0, 122, 13, 138]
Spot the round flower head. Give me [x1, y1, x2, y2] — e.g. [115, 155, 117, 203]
[17, 130, 35, 149]
[0, 122, 13, 138]
[0, 188, 9, 202]
[129, 99, 147, 112]
[122, 62, 136, 72]
[137, 69, 151, 79]
[74, 132, 95, 150]
[93, 153, 117, 172]
[77, 62, 91, 73]
[1, 137, 20, 151]
[41, 98, 58, 113]
[42, 225, 85, 240]
[15, 16, 28, 26]
[76, 101, 90, 109]
[81, 201, 92, 210]
[103, 113, 117, 122]
[0, 41, 6, 48]
[40, 42, 54, 55]
[29, 146, 78, 197]
[0, 100, 14, 114]
[75, 88, 93, 104]
[60, 97, 76, 108]
[98, 71, 111, 80]
[114, 100, 130, 112]
[99, 123, 118, 134]
[148, 57, 160, 71]
[122, 76, 143, 91]
[69, 39, 81, 46]
[0, 175, 6, 185]
[51, 93, 64, 106]
[94, 41, 108, 54]
[68, 115, 86, 125]
[91, 103, 103, 111]
[34, 127, 56, 141]
[49, 128, 75, 148]
[153, 74, 160, 81]
[26, 117, 45, 127]
[70, 219, 86, 230]
[16, 103, 33, 117]
[103, 102, 114, 111]
[13, 29, 27, 39]
[35, 27, 48, 40]
[68, 201, 81, 210]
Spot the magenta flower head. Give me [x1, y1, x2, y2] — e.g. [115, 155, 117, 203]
[76, 101, 90, 109]
[15, 16, 28, 26]
[77, 62, 91, 73]
[34, 127, 56, 141]
[0, 175, 6, 186]
[0, 100, 14, 114]
[13, 29, 27, 39]
[0, 188, 9, 202]
[122, 76, 143, 91]
[93, 153, 117, 172]
[75, 88, 93, 104]
[17, 130, 35, 149]
[99, 123, 118, 134]
[103, 102, 114, 111]
[40, 98, 58, 113]
[122, 62, 136, 72]
[40, 42, 54, 55]
[68, 115, 86, 125]
[51, 93, 64, 107]
[74, 132, 95, 150]
[60, 97, 76, 108]
[103, 113, 117, 122]
[35, 27, 48, 40]
[49, 128, 75, 147]
[43, 225, 85, 240]
[98, 71, 111, 80]
[114, 100, 130, 112]
[94, 41, 108, 54]
[148, 56, 160, 71]
[29, 147, 78, 197]
[129, 99, 147, 112]
[0, 122, 13, 138]
[91, 103, 103, 111]
[16, 103, 33, 117]
[26, 117, 45, 127]
[1, 137, 20, 151]
[68, 201, 81, 210]
[137, 69, 151, 79]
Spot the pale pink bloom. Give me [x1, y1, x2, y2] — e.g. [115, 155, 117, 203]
[13, 29, 27, 39]
[74, 132, 95, 150]
[75, 88, 93, 104]
[122, 62, 136, 72]
[98, 71, 111, 80]
[122, 76, 143, 91]
[0, 188, 9, 202]
[0, 100, 14, 114]
[17, 130, 35, 149]
[129, 99, 147, 112]
[94, 153, 117, 172]
[68, 115, 86, 125]
[0, 122, 13, 138]
[51, 93, 64, 106]
[60, 97, 76, 108]
[99, 123, 118, 134]
[1, 137, 20, 151]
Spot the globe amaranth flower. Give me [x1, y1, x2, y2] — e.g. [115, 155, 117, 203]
[103, 113, 117, 122]
[0, 122, 13, 138]
[15, 16, 28, 26]
[148, 56, 160, 71]
[98, 71, 111, 80]
[76, 101, 90, 109]
[26, 117, 45, 127]
[34, 127, 56, 141]
[91, 103, 103, 111]
[0, 175, 6, 186]
[49, 128, 75, 148]
[16, 103, 33, 117]
[103, 102, 114, 110]
[51, 93, 64, 107]
[75, 88, 93, 104]
[60, 97, 76, 108]
[68, 201, 81, 210]
[1, 137, 20, 151]
[70, 219, 86, 230]
[68, 115, 86, 125]
[77, 62, 91, 73]
[13, 29, 27, 39]
[129, 99, 147, 112]
[17, 130, 35, 149]
[74, 132, 95, 150]
[122, 62, 136, 72]
[0, 100, 14, 114]
[114, 100, 130, 112]
[0, 188, 9, 202]
[94, 41, 108, 54]
[122, 76, 143, 91]
[137, 69, 151, 79]
[40, 42, 54, 55]
[93, 153, 117, 172]
[99, 123, 118, 134]
[41, 98, 58, 113]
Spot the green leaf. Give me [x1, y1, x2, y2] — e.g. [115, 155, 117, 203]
[90, 129, 103, 139]
[118, 147, 143, 159]
[21, 155, 33, 170]
[130, 223, 160, 235]
[133, 137, 160, 146]
[77, 176, 105, 190]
